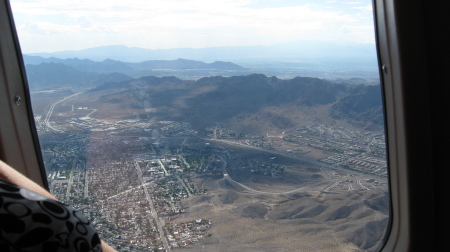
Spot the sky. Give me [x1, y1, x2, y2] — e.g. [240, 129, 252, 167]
[10, 0, 375, 53]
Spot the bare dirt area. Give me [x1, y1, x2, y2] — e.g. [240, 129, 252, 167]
[226, 104, 337, 136]
[174, 141, 389, 251]
[176, 175, 388, 252]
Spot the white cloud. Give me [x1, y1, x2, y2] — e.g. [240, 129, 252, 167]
[10, 0, 375, 52]
[353, 4, 373, 11]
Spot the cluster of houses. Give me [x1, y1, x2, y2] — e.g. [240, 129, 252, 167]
[238, 159, 286, 177]
[341, 158, 388, 177]
[166, 219, 212, 248]
[159, 121, 197, 136]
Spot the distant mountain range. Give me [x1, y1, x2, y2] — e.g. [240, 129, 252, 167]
[23, 53, 380, 88]
[23, 42, 381, 81]
[26, 41, 377, 64]
[24, 56, 247, 78]
[25, 63, 133, 90]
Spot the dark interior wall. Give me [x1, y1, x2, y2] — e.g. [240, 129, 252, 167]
[422, 1, 450, 250]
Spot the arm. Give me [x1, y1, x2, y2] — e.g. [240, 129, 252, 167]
[0, 160, 56, 200]
[0, 160, 118, 252]
[101, 241, 118, 252]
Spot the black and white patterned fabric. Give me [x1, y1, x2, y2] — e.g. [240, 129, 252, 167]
[0, 179, 102, 252]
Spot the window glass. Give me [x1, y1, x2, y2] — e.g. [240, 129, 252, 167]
[11, 0, 389, 251]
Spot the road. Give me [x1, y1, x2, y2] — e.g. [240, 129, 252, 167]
[157, 159, 169, 176]
[178, 137, 187, 153]
[178, 154, 190, 169]
[158, 155, 192, 198]
[218, 154, 329, 195]
[208, 138, 329, 168]
[133, 157, 170, 251]
[321, 167, 336, 178]
[324, 181, 341, 192]
[43, 92, 82, 132]
[84, 169, 89, 198]
[65, 158, 77, 201]
[106, 182, 153, 200]
[85, 109, 97, 117]
[207, 137, 369, 180]
[357, 179, 368, 190]
[213, 124, 220, 139]
[365, 137, 377, 154]
[223, 173, 328, 195]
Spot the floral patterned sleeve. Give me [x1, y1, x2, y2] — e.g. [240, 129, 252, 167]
[0, 179, 102, 252]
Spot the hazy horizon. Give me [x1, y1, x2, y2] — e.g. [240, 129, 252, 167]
[24, 40, 378, 65]
[24, 40, 375, 54]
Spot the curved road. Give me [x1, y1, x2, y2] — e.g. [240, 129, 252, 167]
[207, 137, 367, 179]
[217, 155, 331, 195]
[44, 92, 83, 132]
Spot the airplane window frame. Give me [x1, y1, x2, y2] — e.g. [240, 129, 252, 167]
[0, 0, 48, 189]
[373, 0, 435, 251]
[1, 0, 441, 250]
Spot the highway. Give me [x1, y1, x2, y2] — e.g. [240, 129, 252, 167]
[43, 92, 82, 132]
